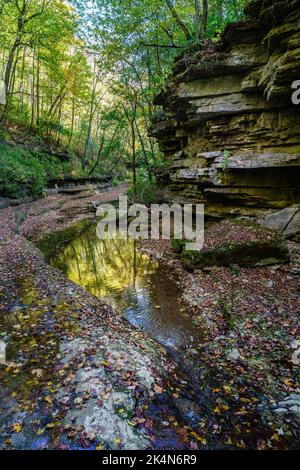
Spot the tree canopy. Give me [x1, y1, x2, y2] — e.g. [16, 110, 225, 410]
[0, 0, 247, 196]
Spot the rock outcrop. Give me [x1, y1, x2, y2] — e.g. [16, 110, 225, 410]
[151, 0, 300, 221]
[174, 219, 290, 269]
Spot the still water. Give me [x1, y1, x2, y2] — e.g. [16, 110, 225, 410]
[45, 222, 200, 349]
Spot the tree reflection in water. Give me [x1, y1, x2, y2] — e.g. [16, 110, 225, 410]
[49, 224, 200, 349]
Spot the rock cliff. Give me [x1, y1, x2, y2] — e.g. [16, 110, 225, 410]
[151, 0, 300, 222]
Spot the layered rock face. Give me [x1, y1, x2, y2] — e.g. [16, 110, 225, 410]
[151, 0, 300, 221]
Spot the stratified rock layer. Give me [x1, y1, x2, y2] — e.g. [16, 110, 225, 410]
[151, 0, 300, 221]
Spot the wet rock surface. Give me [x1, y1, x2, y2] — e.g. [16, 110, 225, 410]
[0, 191, 197, 450]
[0, 185, 299, 450]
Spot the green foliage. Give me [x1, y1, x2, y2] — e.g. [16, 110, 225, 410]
[126, 173, 163, 205]
[0, 128, 11, 141]
[171, 238, 187, 254]
[15, 211, 28, 234]
[221, 149, 231, 171]
[0, 143, 69, 198]
[0, 0, 247, 189]
[218, 298, 235, 330]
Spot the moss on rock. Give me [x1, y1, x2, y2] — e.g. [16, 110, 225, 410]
[181, 218, 290, 270]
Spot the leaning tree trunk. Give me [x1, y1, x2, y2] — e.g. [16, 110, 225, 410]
[165, 0, 192, 41]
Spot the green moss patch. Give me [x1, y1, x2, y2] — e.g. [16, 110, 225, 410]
[182, 218, 290, 270]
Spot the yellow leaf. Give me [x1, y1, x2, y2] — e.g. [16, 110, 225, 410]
[12, 423, 23, 433]
[46, 423, 55, 429]
[191, 432, 206, 445]
[221, 405, 230, 411]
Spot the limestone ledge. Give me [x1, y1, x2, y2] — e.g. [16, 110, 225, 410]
[151, 0, 300, 220]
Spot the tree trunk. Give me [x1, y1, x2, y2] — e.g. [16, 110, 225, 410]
[30, 51, 36, 129]
[56, 97, 63, 144]
[202, 0, 208, 37]
[165, 0, 191, 41]
[18, 46, 27, 110]
[135, 122, 152, 182]
[68, 96, 75, 147]
[36, 50, 41, 125]
[131, 121, 137, 200]
[195, 0, 201, 41]
[4, 0, 28, 96]
[88, 132, 106, 177]
[5, 37, 21, 95]
[83, 61, 97, 169]
[2, 48, 19, 122]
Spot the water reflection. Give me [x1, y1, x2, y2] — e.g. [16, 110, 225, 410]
[47, 224, 200, 349]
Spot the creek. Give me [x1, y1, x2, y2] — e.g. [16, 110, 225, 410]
[43, 222, 201, 351]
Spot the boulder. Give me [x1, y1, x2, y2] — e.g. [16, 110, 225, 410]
[181, 219, 290, 270]
[285, 211, 300, 242]
[260, 207, 300, 241]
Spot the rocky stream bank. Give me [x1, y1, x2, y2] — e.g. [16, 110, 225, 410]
[0, 186, 299, 450]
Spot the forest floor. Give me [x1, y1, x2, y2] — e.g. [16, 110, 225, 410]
[0, 187, 299, 450]
[141, 238, 300, 448]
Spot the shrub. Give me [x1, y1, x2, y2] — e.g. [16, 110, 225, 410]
[126, 174, 164, 205]
[0, 143, 70, 198]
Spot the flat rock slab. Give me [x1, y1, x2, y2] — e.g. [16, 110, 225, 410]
[181, 219, 290, 270]
[57, 186, 94, 194]
[214, 153, 300, 169]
